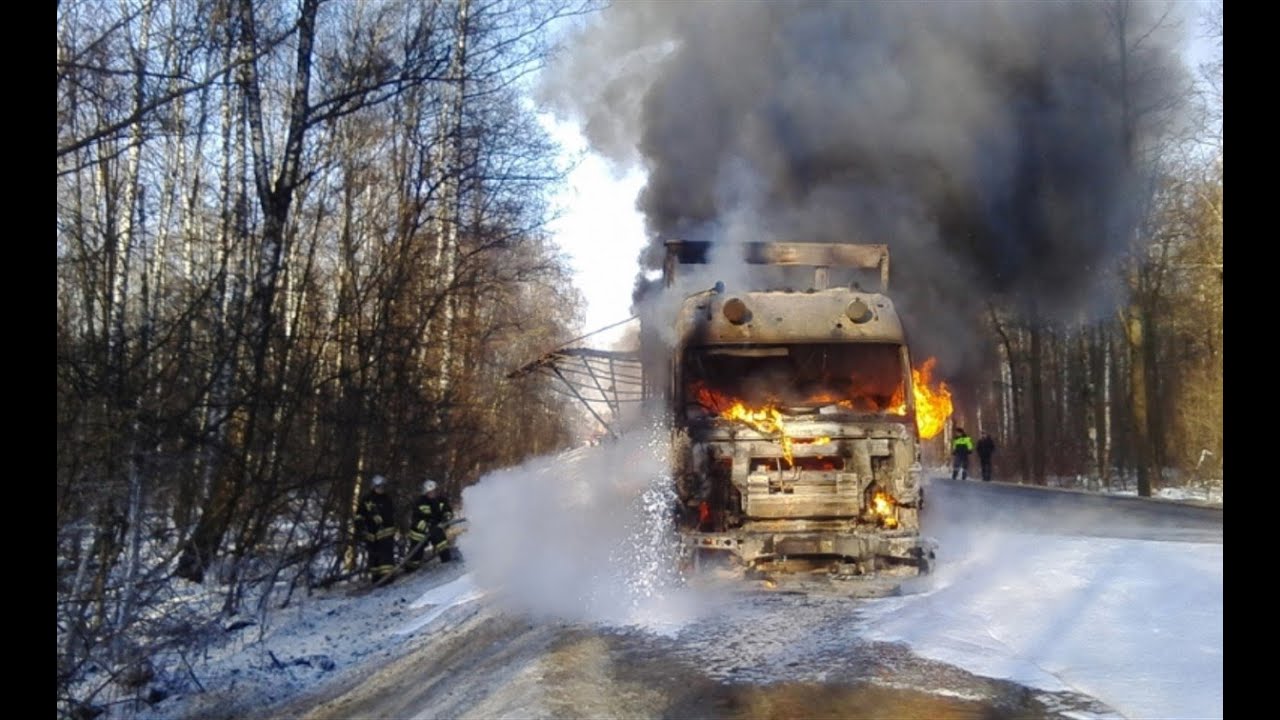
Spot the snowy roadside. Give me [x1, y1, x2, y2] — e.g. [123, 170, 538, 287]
[926, 464, 1224, 507]
[125, 560, 485, 720]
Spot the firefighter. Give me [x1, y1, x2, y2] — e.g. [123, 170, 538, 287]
[356, 475, 398, 582]
[976, 431, 996, 482]
[408, 479, 458, 568]
[951, 428, 975, 481]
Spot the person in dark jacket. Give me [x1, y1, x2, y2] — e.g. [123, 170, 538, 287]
[951, 428, 975, 481]
[407, 479, 458, 568]
[976, 432, 996, 482]
[356, 475, 397, 582]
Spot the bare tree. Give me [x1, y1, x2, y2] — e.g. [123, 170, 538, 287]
[58, 1, 587, 714]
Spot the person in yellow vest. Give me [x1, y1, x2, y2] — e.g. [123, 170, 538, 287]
[951, 428, 975, 481]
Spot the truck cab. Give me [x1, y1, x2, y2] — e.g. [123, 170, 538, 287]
[657, 241, 933, 575]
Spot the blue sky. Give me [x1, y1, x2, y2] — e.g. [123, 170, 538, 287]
[540, 113, 647, 348]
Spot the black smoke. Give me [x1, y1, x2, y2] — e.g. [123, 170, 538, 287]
[540, 0, 1189, 371]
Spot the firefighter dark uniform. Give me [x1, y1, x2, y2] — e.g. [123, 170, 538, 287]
[976, 432, 996, 482]
[407, 479, 456, 568]
[356, 475, 397, 582]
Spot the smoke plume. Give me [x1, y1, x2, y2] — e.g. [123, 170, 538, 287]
[541, 0, 1189, 371]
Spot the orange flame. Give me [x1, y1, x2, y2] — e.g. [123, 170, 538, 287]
[912, 358, 953, 439]
[694, 386, 801, 464]
[690, 354, 954, 451]
[871, 490, 899, 529]
[723, 402, 796, 464]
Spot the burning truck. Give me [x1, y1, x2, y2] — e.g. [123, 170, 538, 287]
[511, 240, 948, 578]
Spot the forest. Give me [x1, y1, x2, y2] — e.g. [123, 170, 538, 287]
[57, 1, 1221, 716]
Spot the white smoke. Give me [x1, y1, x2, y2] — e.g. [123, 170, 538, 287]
[459, 417, 702, 629]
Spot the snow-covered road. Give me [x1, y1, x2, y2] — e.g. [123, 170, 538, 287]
[276, 477, 1220, 720]
[293, 581, 1116, 720]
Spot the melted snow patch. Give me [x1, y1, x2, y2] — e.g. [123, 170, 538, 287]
[396, 573, 486, 635]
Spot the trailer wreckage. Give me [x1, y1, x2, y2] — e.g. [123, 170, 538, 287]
[510, 241, 945, 579]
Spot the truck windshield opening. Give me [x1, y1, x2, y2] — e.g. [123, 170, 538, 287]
[684, 342, 908, 416]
